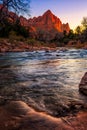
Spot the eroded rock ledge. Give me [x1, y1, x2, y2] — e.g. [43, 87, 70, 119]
[0, 101, 87, 130]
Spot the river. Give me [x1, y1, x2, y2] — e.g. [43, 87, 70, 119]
[0, 49, 87, 117]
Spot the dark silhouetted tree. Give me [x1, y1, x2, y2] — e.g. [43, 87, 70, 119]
[0, 0, 30, 24]
[0, 0, 30, 37]
[68, 29, 74, 39]
[75, 26, 81, 35]
[75, 26, 81, 40]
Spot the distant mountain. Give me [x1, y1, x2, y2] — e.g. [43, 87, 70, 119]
[27, 10, 70, 33]
[0, 5, 70, 41]
[20, 10, 70, 41]
[0, 4, 70, 33]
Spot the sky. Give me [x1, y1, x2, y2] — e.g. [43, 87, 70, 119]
[30, 0, 87, 30]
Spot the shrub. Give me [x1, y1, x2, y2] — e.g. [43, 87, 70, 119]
[9, 31, 25, 42]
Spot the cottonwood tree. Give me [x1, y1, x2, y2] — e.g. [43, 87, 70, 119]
[81, 17, 87, 42]
[81, 17, 87, 29]
[75, 26, 81, 35]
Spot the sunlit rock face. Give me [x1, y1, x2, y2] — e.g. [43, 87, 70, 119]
[27, 10, 70, 41]
[28, 10, 70, 33]
[79, 72, 87, 95]
[62, 23, 70, 32]
[20, 16, 29, 27]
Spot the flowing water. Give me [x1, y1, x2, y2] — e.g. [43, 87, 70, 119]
[0, 49, 87, 117]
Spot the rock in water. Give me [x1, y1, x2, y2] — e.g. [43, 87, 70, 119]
[79, 72, 87, 95]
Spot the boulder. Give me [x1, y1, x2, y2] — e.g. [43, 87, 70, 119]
[79, 72, 87, 95]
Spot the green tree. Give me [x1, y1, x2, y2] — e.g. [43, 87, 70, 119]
[81, 17, 87, 42]
[68, 29, 75, 39]
[75, 26, 81, 34]
[75, 26, 82, 40]
[81, 17, 87, 29]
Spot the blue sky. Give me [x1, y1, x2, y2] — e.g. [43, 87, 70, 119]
[30, 0, 87, 29]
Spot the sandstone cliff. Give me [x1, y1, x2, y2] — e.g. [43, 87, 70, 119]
[0, 4, 70, 33]
[28, 10, 70, 33]
[25, 10, 70, 41]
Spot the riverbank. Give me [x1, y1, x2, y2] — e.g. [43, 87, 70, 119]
[0, 100, 87, 130]
[0, 38, 87, 52]
[0, 38, 57, 52]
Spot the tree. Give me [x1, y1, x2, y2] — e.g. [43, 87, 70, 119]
[0, 0, 30, 37]
[0, 0, 30, 14]
[75, 26, 81, 34]
[75, 26, 81, 41]
[13, 20, 29, 37]
[0, 0, 30, 23]
[81, 17, 87, 30]
[81, 17, 87, 42]
[68, 29, 75, 39]
[63, 30, 67, 36]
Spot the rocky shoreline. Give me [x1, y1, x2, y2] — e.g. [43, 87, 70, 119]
[0, 39, 58, 52]
[0, 100, 87, 130]
[0, 39, 87, 53]
[0, 73, 87, 129]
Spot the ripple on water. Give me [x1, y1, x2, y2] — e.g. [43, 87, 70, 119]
[0, 49, 87, 117]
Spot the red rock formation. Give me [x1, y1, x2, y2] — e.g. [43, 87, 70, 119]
[20, 16, 29, 27]
[62, 23, 70, 32]
[0, 5, 70, 41]
[27, 10, 70, 41]
[9, 11, 18, 23]
[28, 10, 70, 33]
[0, 4, 70, 33]
[0, 4, 18, 23]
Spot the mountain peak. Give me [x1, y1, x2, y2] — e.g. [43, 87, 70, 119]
[27, 9, 70, 33]
[45, 10, 52, 14]
[43, 10, 53, 16]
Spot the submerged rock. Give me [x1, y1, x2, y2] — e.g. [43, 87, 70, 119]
[79, 72, 87, 95]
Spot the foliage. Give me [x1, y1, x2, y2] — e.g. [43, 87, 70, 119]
[0, 21, 29, 38]
[0, 0, 30, 38]
[0, 19, 12, 37]
[26, 38, 36, 45]
[75, 26, 81, 34]
[9, 31, 25, 42]
[81, 17, 87, 29]
[0, 0, 30, 17]
[12, 20, 29, 38]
